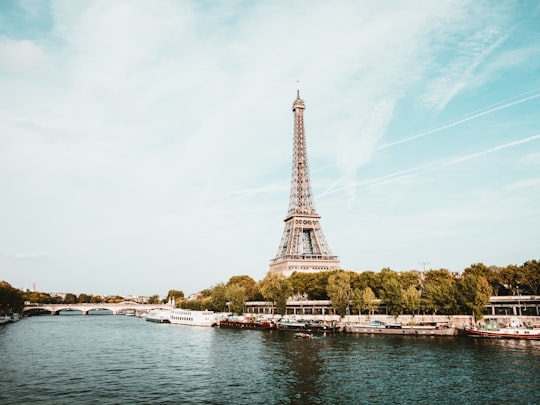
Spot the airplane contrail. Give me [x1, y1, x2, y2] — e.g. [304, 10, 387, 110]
[440, 133, 540, 168]
[319, 132, 540, 198]
[376, 91, 540, 150]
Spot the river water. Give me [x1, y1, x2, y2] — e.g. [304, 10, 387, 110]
[1, 315, 539, 404]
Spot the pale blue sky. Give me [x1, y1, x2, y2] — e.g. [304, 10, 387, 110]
[1, 1, 539, 297]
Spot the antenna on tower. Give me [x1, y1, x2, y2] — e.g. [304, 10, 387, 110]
[296, 80, 300, 98]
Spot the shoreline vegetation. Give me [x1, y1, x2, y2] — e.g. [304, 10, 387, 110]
[2, 260, 539, 321]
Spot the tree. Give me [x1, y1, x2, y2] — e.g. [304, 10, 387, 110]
[326, 271, 352, 318]
[259, 273, 292, 316]
[166, 290, 184, 304]
[499, 265, 525, 295]
[402, 285, 420, 315]
[90, 295, 104, 303]
[458, 274, 492, 320]
[351, 288, 365, 315]
[521, 260, 540, 295]
[63, 293, 77, 304]
[289, 271, 331, 300]
[227, 275, 259, 301]
[207, 283, 228, 312]
[421, 270, 458, 315]
[147, 294, 161, 304]
[400, 271, 421, 291]
[0, 281, 24, 315]
[381, 278, 403, 316]
[463, 263, 498, 294]
[225, 283, 247, 314]
[78, 293, 90, 303]
[350, 286, 377, 316]
[362, 287, 378, 316]
[473, 276, 492, 320]
[353, 271, 382, 297]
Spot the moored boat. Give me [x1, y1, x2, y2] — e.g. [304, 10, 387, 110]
[346, 320, 457, 336]
[276, 318, 306, 331]
[169, 309, 223, 327]
[464, 317, 540, 340]
[145, 309, 171, 323]
[277, 318, 340, 332]
[219, 317, 277, 330]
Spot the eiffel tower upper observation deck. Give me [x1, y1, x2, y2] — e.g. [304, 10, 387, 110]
[269, 91, 341, 276]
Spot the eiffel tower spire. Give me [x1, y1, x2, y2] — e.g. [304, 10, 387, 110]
[269, 91, 341, 276]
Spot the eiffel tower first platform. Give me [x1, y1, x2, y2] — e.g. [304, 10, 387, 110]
[269, 91, 341, 276]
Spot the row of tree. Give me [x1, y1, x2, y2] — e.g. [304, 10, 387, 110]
[16, 290, 186, 305]
[181, 260, 539, 319]
[6, 260, 538, 319]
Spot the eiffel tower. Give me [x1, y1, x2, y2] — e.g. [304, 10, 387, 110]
[269, 90, 341, 276]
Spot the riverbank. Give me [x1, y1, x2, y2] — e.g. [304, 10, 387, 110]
[250, 314, 540, 330]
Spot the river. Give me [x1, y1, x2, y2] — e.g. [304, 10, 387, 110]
[1, 315, 539, 404]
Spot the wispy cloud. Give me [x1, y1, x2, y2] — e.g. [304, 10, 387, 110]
[419, 12, 513, 111]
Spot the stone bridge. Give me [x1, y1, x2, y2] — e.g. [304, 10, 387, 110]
[23, 302, 171, 315]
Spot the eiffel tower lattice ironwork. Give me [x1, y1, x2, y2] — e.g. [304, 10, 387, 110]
[269, 91, 341, 276]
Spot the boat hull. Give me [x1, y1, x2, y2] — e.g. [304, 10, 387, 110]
[169, 309, 219, 327]
[346, 325, 457, 336]
[464, 328, 540, 340]
[219, 320, 277, 330]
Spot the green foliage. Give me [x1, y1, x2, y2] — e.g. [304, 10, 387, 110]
[146, 294, 161, 304]
[78, 293, 91, 303]
[206, 283, 228, 312]
[421, 270, 458, 315]
[474, 277, 492, 320]
[226, 275, 258, 301]
[225, 283, 247, 314]
[402, 285, 420, 315]
[259, 273, 292, 316]
[350, 288, 364, 315]
[326, 271, 352, 318]
[180, 298, 209, 311]
[351, 287, 378, 315]
[166, 290, 185, 303]
[22, 291, 61, 304]
[362, 287, 378, 315]
[399, 271, 421, 290]
[289, 272, 330, 299]
[521, 260, 540, 295]
[63, 293, 77, 304]
[381, 277, 403, 316]
[0, 281, 24, 314]
[105, 295, 126, 303]
[458, 274, 492, 320]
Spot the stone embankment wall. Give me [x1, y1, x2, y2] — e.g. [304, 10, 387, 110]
[269, 314, 540, 329]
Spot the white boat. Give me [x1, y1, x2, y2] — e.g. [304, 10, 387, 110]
[169, 309, 221, 327]
[145, 309, 171, 323]
[465, 317, 540, 340]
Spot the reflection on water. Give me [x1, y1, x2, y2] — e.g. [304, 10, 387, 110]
[1, 317, 539, 404]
